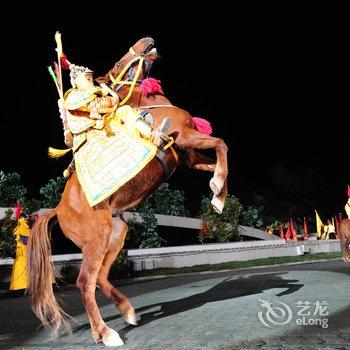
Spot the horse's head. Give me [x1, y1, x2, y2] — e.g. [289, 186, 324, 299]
[96, 37, 158, 84]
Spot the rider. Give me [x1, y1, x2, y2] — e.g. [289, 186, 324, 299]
[61, 63, 170, 151]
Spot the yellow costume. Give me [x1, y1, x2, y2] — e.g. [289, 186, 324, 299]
[49, 64, 171, 205]
[9, 217, 30, 290]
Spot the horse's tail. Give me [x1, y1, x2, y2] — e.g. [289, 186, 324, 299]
[192, 116, 213, 135]
[27, 209, 71, 337]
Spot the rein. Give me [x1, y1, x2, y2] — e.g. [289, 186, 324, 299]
[109, 48, 145, 106]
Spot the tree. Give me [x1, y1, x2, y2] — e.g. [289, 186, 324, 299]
[0, 209, 16, 258]
[0, 171, 27, 207]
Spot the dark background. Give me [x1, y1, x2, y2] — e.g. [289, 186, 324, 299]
[0, 6, 348, 222]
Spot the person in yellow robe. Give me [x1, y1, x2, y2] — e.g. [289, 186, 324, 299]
[9, 216, 30, 291]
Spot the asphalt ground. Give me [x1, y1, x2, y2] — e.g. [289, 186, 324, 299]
[0, 259, 349, 349]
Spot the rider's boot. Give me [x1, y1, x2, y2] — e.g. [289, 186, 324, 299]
[135, 117, 171, 147]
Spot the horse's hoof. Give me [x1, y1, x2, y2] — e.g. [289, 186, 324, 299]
[123, 310, 138, 326]
[102, 328, 124, 347]
[211, 196, 224, 214]
[210, 177, 224, 196]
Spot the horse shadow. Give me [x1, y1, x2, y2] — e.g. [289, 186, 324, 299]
[73, 271, 303, 338]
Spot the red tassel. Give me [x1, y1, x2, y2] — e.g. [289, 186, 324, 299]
[192, 117, 213, 135]
[60, 54, 71, 70]
[347, 184, 350, 198]
[14, 203, 22, 220]
[140, 78, 164, 96]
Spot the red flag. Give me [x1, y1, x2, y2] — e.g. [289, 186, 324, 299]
[348, 184, 350, 198]
[60, 53, 71, 70]
[291, 218, 298, 241]
[285, 222, 291, 240]
[14, 203, 22, 220]
[53, 61, 61, 88]
[303, 217, 309, 239]
[279, 224, 285, 239]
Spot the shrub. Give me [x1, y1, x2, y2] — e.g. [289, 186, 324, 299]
[136, 200, 165, 248]
[199, 194, 243, 243]
[154, 183, 186, 216]
[40, 176, 66, 208]
[128, 182, 186, 249]
[241, 205, 264, 229]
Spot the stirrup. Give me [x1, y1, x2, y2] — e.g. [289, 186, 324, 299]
[157, 117, 171, 134]
[150, 117, 171, 147]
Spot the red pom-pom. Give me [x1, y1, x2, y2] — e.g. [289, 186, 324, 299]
[192, 117, 213, 135]
[140, 78, 164, 96]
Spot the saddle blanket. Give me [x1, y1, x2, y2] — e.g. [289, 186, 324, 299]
[74, 124, 156, 206]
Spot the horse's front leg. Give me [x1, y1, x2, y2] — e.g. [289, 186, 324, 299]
[178, 129, 228, 213]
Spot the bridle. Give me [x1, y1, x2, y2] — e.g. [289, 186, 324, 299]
[108, 46, 153, 106]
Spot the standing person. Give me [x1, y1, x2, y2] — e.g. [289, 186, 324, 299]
[9, 205, 30, 294]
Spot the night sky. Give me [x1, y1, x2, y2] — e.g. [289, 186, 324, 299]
[1, 8, 348, 220]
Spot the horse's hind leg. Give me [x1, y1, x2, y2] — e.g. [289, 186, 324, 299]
[76, 223, 124, 346]
[97, 215, 137, 325]
[339, 220, 350, 262]
[185, 149, 216, 172]
[178, 129, 228, 212]
[344, 237, 350, 262]
[178, 129, 227, 193]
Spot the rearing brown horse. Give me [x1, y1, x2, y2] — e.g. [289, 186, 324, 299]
[27, 37, 228, 347]
[97, 37, 228, 213]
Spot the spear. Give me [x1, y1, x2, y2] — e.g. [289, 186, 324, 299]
[54, 31, 64, 99]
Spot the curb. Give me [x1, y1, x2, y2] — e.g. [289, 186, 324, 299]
[112, 257, 343, 284]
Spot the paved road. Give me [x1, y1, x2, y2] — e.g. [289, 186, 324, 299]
[0, 259, 349, 349]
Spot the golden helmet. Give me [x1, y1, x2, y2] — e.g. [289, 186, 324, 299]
[69, 64, 93, 87]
